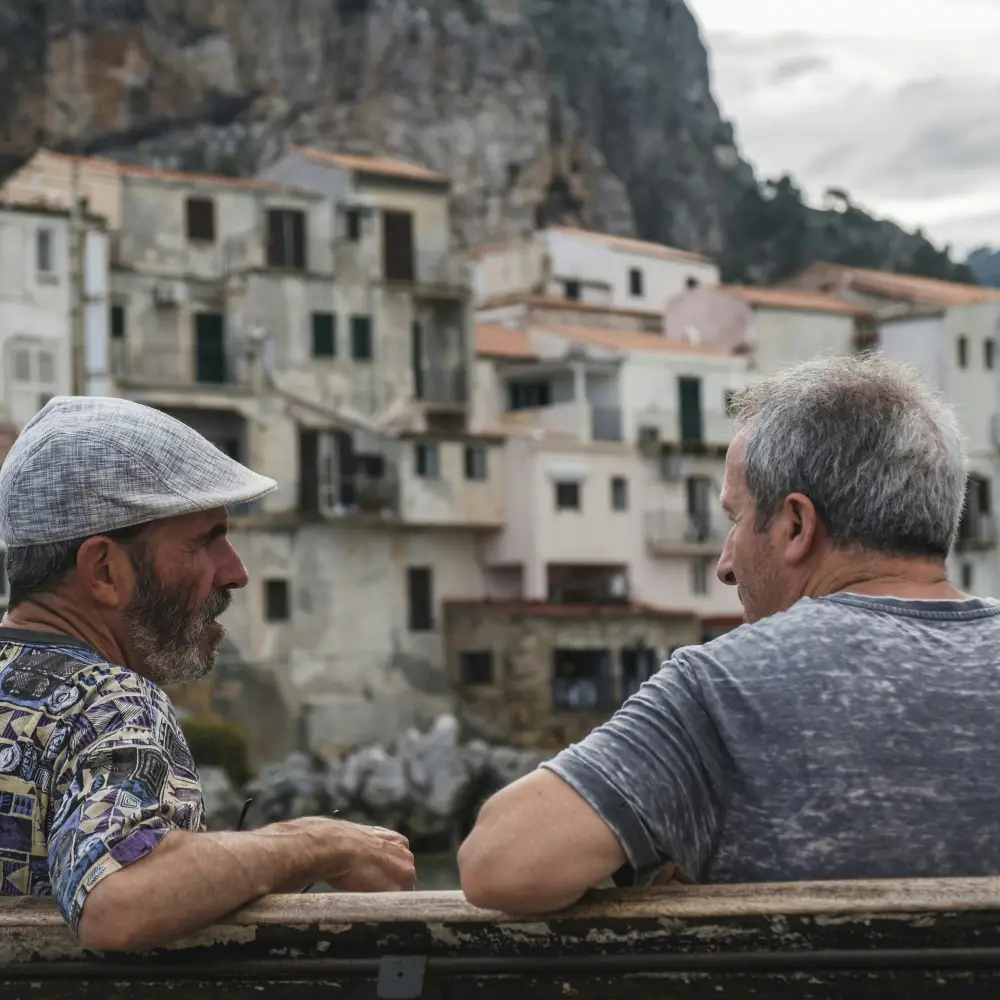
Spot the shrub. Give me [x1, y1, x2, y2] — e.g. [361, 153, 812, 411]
[182, 715, 252, 788]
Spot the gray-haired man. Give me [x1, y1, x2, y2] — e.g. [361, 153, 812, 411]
[460, 353, 1000, 912]
[0, 397, 414, 951]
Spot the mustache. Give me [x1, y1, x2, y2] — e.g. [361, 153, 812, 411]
[201, 587, 232, 623]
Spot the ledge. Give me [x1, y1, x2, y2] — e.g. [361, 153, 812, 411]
[4, 879, 1000, 996]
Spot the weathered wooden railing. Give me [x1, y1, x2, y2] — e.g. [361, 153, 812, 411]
[4, 878, 1000, 997]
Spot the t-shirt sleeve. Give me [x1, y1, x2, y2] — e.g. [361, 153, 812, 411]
[541, 650, 732, 885]
[46, 669, 204, 932]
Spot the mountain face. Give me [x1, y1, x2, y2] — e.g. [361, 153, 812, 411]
[0, 0, 975, 284]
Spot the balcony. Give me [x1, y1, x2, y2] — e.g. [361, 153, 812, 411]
[412, 249, 469, 299]
[634, 405, 733, 453]
[415, 365, 468, 407]
[645, 510, 727, 556]
[502, 402, 625, 444]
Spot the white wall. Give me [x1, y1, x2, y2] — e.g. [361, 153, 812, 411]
[0, 209, 73, 426]
[543, 229, 719, 312]
[225, 520, 490, 753]
[750, 308, 860, 375]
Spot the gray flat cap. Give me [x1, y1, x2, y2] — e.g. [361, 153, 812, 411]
[0, 396, 277, 547]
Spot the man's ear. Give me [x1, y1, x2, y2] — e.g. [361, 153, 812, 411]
[779, 493, 820, 565]
[75, 537, 136, 610]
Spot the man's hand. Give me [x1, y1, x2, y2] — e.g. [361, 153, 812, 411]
[272, 817, 415, 892]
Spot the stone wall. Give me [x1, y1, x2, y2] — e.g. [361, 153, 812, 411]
[444, 600, 700, 748]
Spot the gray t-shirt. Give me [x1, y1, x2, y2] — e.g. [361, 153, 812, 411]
[543, 594, 1000, 886]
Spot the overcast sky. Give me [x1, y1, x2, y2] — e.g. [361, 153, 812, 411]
[689, 0, 1000, 257]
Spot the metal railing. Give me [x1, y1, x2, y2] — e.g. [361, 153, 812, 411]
[417, 365, 468, 405]
[645, 510, 726, 553]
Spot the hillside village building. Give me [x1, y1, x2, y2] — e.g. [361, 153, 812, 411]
[9, 149, 993, 761]
[666, 266, 1000, 597]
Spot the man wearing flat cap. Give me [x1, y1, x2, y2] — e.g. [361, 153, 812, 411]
[0, 397, 414, 951]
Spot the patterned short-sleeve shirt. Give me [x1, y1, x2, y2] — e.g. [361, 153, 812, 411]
[0, 627, 205, 931]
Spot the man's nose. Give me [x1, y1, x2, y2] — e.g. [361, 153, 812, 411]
[216, 539, 250, 590]
[717, 541, 737, 587]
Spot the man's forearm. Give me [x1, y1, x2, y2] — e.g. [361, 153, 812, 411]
[77, 826, 319, 951]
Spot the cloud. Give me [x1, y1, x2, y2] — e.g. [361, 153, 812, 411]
[768, 55, 829, 84]
[704, 27, 1000, 252]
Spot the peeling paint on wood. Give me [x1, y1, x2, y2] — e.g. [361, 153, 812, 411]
[4, 879, 1000, 997]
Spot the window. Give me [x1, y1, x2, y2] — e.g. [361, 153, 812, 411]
[311, 312, 336, 357]
[551, 649, 616, 712]
[110, 305, 126, 340]
[37, 352, 54, 385]
[266, 208, 306, 269]
[459, 651, 494, 686]
[629, 267, 643, 297]
[194, 312, 226, 383]
[610, 476, 628, 511]
[961, 563, 974, 592]
[508, 380, 551, 410]
[407, 566, 434, 632]
[957, 335, 968, 369]
[12, 348, 31, 382]
[186, 197, 216, 242]
[686, 276, 700, 290]
[986, 339, 995, 371]
[382, 210, 415, 281]
[351, 315, 373, 361]
[564, 280, 581, 301]
[415, 442, 440, 478]
[346, 208, 362, 242]
[555, 481, 581, 510]
[264, 579, 290, 622]
[691, 558, 710, 595]
[36, 229, 53, 275]
[464, 445, 488, 481]
[678, 376, 704, 444]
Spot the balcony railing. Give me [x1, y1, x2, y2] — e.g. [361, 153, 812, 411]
[110, 339, 251, 389]
[416, 365, 468, 405]
[645, 510, 727, 554]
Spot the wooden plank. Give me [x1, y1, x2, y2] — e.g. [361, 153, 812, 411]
[7, 876, 1000, 932]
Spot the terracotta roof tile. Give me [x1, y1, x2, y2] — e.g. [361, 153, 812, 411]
[722, 286, 874, 317]
[475, 324, 535, 359]
[537, 322, 732, 357]
[293, 147, 448, 184]
[799, 262, 1000, 307]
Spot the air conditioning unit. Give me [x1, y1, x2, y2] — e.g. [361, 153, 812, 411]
[637, 424, 660, 455]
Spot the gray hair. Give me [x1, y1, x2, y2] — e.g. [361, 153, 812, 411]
[729, 352, 968, 560]
[5, 523, 151, 609]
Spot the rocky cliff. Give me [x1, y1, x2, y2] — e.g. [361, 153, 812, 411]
[0, 0, 974, 283]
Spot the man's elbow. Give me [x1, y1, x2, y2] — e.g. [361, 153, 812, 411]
[457, 833, 520, 911]
[76, 883, 149, 952]
[458, 829, 582, 914]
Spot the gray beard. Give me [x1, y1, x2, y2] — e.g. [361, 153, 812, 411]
[124, 546, 232, 687]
